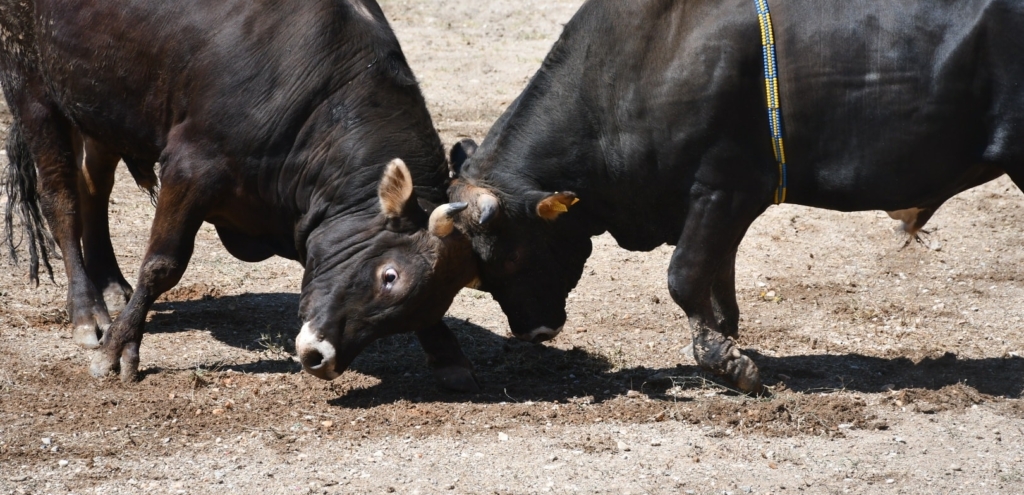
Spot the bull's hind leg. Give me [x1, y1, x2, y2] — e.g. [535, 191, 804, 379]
[78, 137, 134, 313]
[91, 149, 216, 381]
[669, 185, 765, 393]
[7, 93, 112, 348]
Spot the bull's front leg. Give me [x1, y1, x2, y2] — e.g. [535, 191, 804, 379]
[669, 186, 765, 393]
[415, 320, 479, 393]
[711, 248, 740, 339]
[91, 152, 214, 382]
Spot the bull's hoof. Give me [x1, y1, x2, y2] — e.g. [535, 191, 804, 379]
[432, 365, 480, 393]
[90, 341, 140, 382]
[102, 284, 132, 314]
[90, 350, 119, 378]
[74, 324, 103, 349]
[729, 353, 763, 394]
[119, 341, 141, 383]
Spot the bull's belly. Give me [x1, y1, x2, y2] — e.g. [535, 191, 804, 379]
[792, 162, 1003, 213]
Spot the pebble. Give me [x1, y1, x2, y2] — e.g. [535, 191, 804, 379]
[617, 441, 630, 452]
[42, 438, 52, 446]
[58, 460, 69, 468]
[650, 439, 662, 446]
[498, 432, 509, 442]
[626, 390, 641, 398]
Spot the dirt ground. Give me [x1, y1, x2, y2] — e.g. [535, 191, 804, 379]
[2, 1, 1023, 494]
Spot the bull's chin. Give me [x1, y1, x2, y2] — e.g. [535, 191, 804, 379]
[302, 354, 357, 380]
[302, 363, 342, 380]
[514, 325, 565, 344]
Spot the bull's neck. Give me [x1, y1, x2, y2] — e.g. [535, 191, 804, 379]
[278, 91, 448, 263]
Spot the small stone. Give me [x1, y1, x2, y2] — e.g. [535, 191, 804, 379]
[162, 438, 170, 444]
[769, 462, 778, 469]
[195, 409, 203, 416]
[626, 390, 641, 398]
[886, 479, 895, 484]
[498, 432, 509, 442]
[617, 441, 630, 452]
[212, 408, 225, 415]
[321, 421, 334, 428]
[41, 438, 52, 446]
[58, 460, 69, 468]
[650, 439, 662, 447]
[950, 465, 962, 472]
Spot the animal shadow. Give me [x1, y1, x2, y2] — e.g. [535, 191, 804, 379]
[140, 291, 1023, 403]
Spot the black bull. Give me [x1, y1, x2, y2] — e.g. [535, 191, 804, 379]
[0, 0, 481, 390]
[443, 0, 1024, 392]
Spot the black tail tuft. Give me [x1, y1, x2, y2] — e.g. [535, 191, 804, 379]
[4, 122, 55, 285]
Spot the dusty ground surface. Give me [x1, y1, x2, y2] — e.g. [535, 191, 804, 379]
[2, 1, 1023, 494]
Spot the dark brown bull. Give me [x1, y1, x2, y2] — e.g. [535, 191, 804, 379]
[1, 0, 479, 389]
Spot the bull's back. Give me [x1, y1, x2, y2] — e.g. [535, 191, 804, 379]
[1, 0, 390, 162]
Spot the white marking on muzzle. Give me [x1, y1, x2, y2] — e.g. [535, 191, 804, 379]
[296, 322, 340, 379]
[525, 325, 564, 342]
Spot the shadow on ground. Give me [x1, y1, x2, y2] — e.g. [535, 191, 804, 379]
[139, 292, 1024, 406]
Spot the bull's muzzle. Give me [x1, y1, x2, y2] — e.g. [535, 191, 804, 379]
[296, 322, 340, 380]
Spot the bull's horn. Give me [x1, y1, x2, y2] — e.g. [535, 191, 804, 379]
[429, 202, 468, 237]
[478, 193, 499, 225]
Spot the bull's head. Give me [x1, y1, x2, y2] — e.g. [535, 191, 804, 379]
[295, 158, 476, 379]
[445, 139, 592, 343]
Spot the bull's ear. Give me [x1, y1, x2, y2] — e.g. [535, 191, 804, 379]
[379, 158, 415, 218]
[535, 191, 579, 221]
[449, 139, 478, 177]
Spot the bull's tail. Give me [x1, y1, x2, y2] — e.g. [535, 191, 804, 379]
[4, 122, 55, 285]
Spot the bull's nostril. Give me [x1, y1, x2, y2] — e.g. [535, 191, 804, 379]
[302, 349, 326, 370]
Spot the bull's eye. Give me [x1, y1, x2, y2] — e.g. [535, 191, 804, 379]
[383, 267, 399, 289]
[504, 251, 521, 272]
